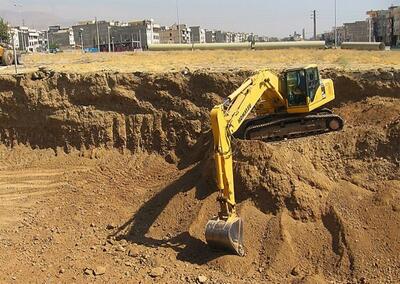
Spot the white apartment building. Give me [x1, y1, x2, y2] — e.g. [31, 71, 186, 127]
[14, 26, 42, 52]
[27, 29, 40, 52]
[147, 20, 160, 45]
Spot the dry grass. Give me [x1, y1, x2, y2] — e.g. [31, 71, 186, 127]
[2, 49, 400, 74]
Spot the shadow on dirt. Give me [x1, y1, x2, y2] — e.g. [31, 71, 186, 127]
[110, 160, 227, 264]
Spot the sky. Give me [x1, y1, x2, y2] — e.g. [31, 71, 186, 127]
[3, 0, 399, 37]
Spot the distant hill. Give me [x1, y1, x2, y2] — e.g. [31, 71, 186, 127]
[0, 9, 76, 30]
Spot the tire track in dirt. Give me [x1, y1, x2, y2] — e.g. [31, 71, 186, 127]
[0, 167, 91, 227]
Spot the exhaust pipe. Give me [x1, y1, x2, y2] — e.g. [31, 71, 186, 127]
[205, 215, 244, 256]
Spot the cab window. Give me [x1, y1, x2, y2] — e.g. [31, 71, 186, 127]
[306, 68, 320, 102]
[287, 70, 307, 106]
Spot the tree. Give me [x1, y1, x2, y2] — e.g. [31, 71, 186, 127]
[0, 17, 10, 44]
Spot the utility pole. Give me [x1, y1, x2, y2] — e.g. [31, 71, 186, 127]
[11, 31, 18, 74]
[79, 28, 84, 52]
[46, 30, 50, 52]
[313, 10, 317, 40]
[107, 26, 111, 52]
[21, 29, 25, 51]
[368, 16, 372, 42]
[95, 17, 100, 51]
[13, 1, 23, 53]
[334, 0, 337, 48]
[176, 0, 181, 44]
[138, 31, 142, 49]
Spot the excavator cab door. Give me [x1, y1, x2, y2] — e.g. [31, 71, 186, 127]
[305, 67, 320, 103]
[286, 69, 308, 107]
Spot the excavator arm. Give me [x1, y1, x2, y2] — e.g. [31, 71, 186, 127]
[205, 66, 343, 256]
[205, 70, 284, 256]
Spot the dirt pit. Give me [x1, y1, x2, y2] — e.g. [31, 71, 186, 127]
[0, 68, 399, 283]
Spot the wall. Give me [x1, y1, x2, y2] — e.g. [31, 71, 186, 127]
[343, 21, 370, 42]
[49, 28, 75, 50]
[205, 30, 215, 43]
[159, 25, 191, 44]
[109, 25, 145, 51]
[72, 22, 109, 49]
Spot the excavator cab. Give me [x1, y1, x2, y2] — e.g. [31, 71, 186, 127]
[286, 69, 308, 106]
[284, 65, 335, 113]
[285, 66, 320, 107]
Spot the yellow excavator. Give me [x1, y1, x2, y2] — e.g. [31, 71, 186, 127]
[205, 65, 343, 256]
[0, 44, 21, 66]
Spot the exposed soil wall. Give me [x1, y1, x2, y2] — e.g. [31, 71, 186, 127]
[0, 69, 399, 160]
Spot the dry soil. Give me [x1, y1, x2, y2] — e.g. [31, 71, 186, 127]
[2, 49, 400, 74]
[0, 63, 399, 283]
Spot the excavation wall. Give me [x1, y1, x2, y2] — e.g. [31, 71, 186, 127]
[0, 69, 399, 159]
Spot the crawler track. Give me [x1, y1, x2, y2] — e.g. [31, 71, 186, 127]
[234, 108, 344, 142]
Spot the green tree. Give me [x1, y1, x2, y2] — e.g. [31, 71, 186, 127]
[0, 17, 10, 44]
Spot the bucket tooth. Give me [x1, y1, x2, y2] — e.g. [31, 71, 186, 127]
[205, 216, 244, 256]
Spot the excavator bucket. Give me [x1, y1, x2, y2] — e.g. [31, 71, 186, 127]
[205, 216, 244, 256]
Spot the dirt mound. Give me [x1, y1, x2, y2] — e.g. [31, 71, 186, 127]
[0, 69, 399, 283]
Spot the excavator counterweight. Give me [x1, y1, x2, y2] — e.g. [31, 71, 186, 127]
[205, 66, 343, 255]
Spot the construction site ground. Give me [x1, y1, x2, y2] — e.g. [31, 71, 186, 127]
[1, 49, 400, 74]
[0, 50, 399, 283]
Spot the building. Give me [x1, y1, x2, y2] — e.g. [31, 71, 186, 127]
[129, 19, 160, 46]
[159, 26, 177, 44]
[205, 30, 215, 43]
[204, 30, 251, 44]
[27, 29, 41, 52]
[215, 31, 224, 43]
[72, 20, 110, 50]
[108, 25, 144, 51]
[343, 21, 370, 42]
[48, 26, 75, 50]
[72, 19, 159, 51]
[387, 6, 399, 46]
[316, 21, 368, 44]
[367, 10, 390, 45]
[391, 6, 400, 46]
[215, 30, 230, 43]
[337, 26, 346, 44]
[206, 30, 252, 43]
[190, 26, 205, 43]
[12, 26, 43, 52]
[159, 24, 191, 44]
[38, 31, 47, 50]
[368, 6, 400, 47]
[232, 33, 243, 42]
